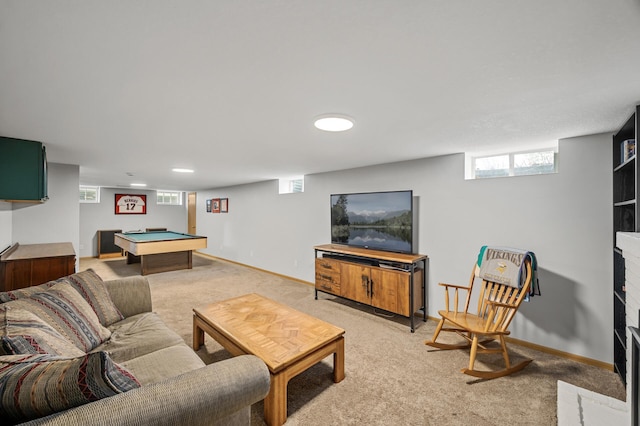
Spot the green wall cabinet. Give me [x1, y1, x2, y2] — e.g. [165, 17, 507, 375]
[0, 136, 48, 202]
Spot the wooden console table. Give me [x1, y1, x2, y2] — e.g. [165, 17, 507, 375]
[0, 242, 76, 292]
[314, 244, 428, 332]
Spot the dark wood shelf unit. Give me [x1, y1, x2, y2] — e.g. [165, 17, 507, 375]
[613, 104, 640, 384]
[97, 229, 123, 259]
[0, 242, 75, 292]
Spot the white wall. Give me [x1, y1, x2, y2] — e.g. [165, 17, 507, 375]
[2, 135, 612, 363]
[11, 163, 80, 262]
[79, 187, 188, 257]
[0, 202, 11, 251]
[2, 165, 188, 260]
[1, 163, 80, 267]
[196, 133, 612, 363]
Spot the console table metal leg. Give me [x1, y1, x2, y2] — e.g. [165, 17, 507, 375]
[333, 337, 345, 382]
[423, 259, 427, 323]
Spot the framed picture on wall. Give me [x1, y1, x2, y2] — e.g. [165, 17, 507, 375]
[115, 194, 147, 214]
[212, 198, 221, 213]
[220, 198, 228, 213]
[206, 199, 212, 212]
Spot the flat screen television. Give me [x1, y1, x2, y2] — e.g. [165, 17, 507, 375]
[330, 190, 413, 254]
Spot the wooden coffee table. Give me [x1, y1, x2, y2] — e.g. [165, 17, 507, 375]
[193, 293, 345, 426]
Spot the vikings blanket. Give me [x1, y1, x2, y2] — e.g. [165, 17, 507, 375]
[477, 246, 540, 299]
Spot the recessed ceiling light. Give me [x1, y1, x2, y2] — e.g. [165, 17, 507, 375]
[172, 168, 194, 173]
[314, 114, 355, 132]
[130, 183, 147, 187]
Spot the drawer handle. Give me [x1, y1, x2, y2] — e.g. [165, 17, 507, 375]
[321, 263, 333, 269]
[321, 284, 333, 291]
[320, 274, 333, 282]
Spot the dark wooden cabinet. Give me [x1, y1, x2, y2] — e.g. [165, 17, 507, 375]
[97, 229, 123, 258]
[314, 244, 427, 332]
[0, 243, 76, 292]
[0, 136, 48, 202]
[613, 104, 640, 384]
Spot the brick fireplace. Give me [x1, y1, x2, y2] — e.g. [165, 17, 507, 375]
[612, 231, 640, 425]
[557, 232, 640, 425]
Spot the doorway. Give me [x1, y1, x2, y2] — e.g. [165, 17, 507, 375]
[188, 192, 196, 235]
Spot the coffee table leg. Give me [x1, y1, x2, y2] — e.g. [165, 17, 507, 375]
[333, 336, 345, 383]
[264, 372, 287, 426]
[192, 316, 205, 350]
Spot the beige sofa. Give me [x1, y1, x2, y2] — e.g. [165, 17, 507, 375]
[0, 271, 270, 425]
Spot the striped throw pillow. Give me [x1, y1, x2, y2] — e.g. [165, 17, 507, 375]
[0, 279, 60, 303]
[4, 282, 111, 352]
[1, 307, 84, 357]
[0, 352, 140, 422]
[62, 269, 124, 326]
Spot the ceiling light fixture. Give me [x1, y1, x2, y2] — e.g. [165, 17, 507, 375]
[314, 114, 355, 132]
[130, 183, 147, 187]
[172, 168, 194, 173]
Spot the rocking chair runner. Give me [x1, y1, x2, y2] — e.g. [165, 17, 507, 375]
[425, 259, 533, 379]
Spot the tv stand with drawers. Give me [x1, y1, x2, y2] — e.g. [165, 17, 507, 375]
[314, 244, 428, 332]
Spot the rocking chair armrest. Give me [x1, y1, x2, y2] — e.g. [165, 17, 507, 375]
[439, 282, 473, 313]
[438, 282, 472, 291]
[485, 299, 517, 310]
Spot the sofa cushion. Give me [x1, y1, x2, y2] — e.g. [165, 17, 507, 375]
[119, 344, 206, 385]
[0, 352, 140, 422]
[1, 307, 84, 357]
[62, 269, 124, 326]
[93, 312, 185, 363]
[0, 279, 60, 302]
[4, 282, 111, 352]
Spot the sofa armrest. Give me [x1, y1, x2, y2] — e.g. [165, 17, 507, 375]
[104, 276, 153, 318]
[21, 354, 270, 426]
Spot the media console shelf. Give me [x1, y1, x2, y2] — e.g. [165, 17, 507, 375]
[314, 244, 428, 332]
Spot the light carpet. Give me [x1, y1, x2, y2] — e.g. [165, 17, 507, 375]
[80, 254, 626, 426]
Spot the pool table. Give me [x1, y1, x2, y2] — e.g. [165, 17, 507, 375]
[114, 231, 207, 275]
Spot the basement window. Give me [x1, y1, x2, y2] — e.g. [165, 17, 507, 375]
[157, 190, 182, 205]
[467, 149, 557, 179]
[79, 186, 100, 203]
[279, 176, 304, 194]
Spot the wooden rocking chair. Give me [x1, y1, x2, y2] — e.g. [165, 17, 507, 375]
[425, 259, 533, 379]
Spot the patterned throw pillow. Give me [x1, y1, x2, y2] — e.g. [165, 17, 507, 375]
[0, 279, 61, 303]
[0, 352, 140, 422]
[1, 307, 84, 357]
[4, 282, 111, 352]
[62, 269, 124, 326]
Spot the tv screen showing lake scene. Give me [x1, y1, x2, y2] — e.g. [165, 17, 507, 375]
[330, 190, 413, 253]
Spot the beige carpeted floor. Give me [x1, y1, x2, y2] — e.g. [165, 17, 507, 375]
[81, 254, 626, 426]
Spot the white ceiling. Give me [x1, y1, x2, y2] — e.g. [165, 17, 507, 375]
[2, 1, 640, 191]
